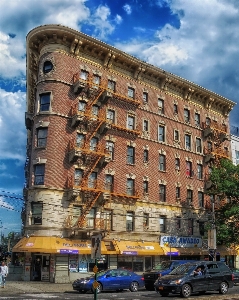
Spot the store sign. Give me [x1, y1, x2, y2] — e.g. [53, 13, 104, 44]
[60, 249, 79, 254]
[160, 236, 202, 248]
[126, 245, 155, 250]
[122, 251, 138, 255]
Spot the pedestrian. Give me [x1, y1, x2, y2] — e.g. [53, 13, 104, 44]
[1, 261, 8, 288]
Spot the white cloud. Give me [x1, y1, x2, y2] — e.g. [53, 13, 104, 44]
[0, 197, 15, 211]
[123, 4, 132, 15]
[115, 14, 123, 25]
[0, 89, 26, 162]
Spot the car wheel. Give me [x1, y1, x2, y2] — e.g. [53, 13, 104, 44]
[219, 281, 228, 294]
[180, 284, 192, 298]
[91, 282, 102, 294]
[159, 291, 169, 296]
[129, 281, 139, 292]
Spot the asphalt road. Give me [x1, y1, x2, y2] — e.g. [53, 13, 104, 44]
[2, 288, 239, 300]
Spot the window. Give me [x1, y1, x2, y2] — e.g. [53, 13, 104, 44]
[158, 125, 165, 142]
[195, 113, 200, 126]
[159, 154, 166, 171]
[173, 104, 178, 114]
[126, 179, 135, 196]
[198, 191, 204, 207]
[31, 202, 43, 225]
[236, 150, 239, 165]
[127, 146, 135, 164]
[128, 87, 135, 98]
[176, 217, 181, 230]
[196, 138, 202, 153]
[101, 210, 112, 231]
[143, 120, 149, 131]
[39, 93, 50, 112]
[127, 115, 135, 130]
[106, 141, 114, 160]
[90, 137, 98, 151]
[188, 219, 193, 235]
[187, 189, 193, 204]
[205, 117, 211, 126]
[93, 75, 100, 85]
[75, 169, 83, 186]
[34, 164, 45, 185]
[37, 128, 48, 147]
[105, 175, 114, 192]
[143, 92, 148, 103]
[143, 149, 149, 163]
[185, 134, 191, 150]
[159, 184, 166, 202]
[126, 212, 134, 231]
[184, 108, 190, 123]
[108, 80, 115, 91]
[88, 172, 97, 188]
[107, 109, 115, 124]
[76, 133, 85, 147]
[186, 161, 193, 177]
[143, 213, 149, 228]
[80, 70, 88, 80]
[175, 158, 180, 170]
[92, 105, 99, 116]
[174, 130, 179, 141]
[199, 221, 205, 236]
[43, 61, 53, 73]
[143, 181, 148, 194]
[207, 141, 212, 152]
[197, 164, 203, 180]
[176, 187, 180, 199]
[158, 99, 164, 114]
[78, 101, 86, 112]
[159, 216, 166, 232]
[87, 208, 95, 228]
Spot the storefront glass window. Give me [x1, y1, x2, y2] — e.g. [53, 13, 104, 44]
[69, 254, 107, 272]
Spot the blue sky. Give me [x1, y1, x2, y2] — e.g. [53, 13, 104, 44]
[1, 0, 239, 235]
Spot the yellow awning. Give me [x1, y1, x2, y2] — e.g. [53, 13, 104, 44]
[113, 240, 164, 255]
[162, 246, 201, 256]
[216, 245, 237, 256]
[12, 236, 107, 254]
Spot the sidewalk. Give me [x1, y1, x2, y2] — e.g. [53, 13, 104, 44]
[0, 281, 73, 294]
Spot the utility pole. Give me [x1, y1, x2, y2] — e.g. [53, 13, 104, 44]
[208, 199, 217, 261]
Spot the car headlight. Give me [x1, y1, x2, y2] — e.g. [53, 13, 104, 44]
[170, 279, 183, 285]
[82, 279, 91, 283]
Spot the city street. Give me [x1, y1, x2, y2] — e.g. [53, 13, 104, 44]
[0, 286, 239, 300]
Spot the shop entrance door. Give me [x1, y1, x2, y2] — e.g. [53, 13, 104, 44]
[32, 254, 50, 281]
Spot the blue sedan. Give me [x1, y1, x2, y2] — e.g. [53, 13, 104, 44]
[72, 268, 145, 293]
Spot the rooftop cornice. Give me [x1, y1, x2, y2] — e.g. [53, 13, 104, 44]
[26, 24, 236, 116]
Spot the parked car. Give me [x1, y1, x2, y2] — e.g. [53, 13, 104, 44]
[143, 260, 193, 290]
[231, 268, 239, 284]
[72, 268, 145, 293]
[154, 261, 234, 298]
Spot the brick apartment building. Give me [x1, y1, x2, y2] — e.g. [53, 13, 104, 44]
[12, 24, 236, 282]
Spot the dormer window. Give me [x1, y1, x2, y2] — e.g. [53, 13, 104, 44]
[43, 61, 53, 74]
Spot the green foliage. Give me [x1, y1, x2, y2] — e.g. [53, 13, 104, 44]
[206, 159, 239, 246]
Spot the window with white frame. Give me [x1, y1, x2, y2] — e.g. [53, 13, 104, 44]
[39, 93, 51, 112]
[34, 164, 45, 185]
[158, 125, 165, 142]
[126, 212, 134, 231]
[185, 134, 191, 150]
[184, 108, 190, 123]
[174, 130, 179, 141]
[159, 154, 166, 171]
[93, 75, 100, 85]
[106, 141, 114, 160]
[108, 80, 115, 91]
[105, 174, 114, 192]
[107, 109, 115, 123]
[78, 101, 86, 112]
[76, 133, 85, 147]
[127, 115, 135, 130]
[196, 138, 202, 153]
[127, 146, 135, 164]
[158, 98, 164, 114]
[173, 103, 178, 114]
[126, 178, 135, 196]
[80, 70, 88, 80]
[37, 128, 48, 147]
[143, 149, 149, 163]
[143, 120, 149, 131]
[143, 92, 148, 103]
[128, 87, 135, 98]
[86, 208, 95, 228]
[143, 181, 148, 194]
[176, 186, 180, 199]
[159, 184, 166, 202]
[198, 191, 204, 207]
[31, 202, 43, 225]
[143, 213, 149, 228]
[75, 169, 83, 186]
[195, 113, 200, 126]
[197, 164, 203, 180]
[88, 172, 97, 188]
[186, 161, 193, 177]
[205, 117, 211, 126]
[175, 158, 180, 170]
[236, 150, 239, 165]
[90, 137, 98, 151]
[187, 189, 193, 204]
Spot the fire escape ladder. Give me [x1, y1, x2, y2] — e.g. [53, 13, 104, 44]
[77, 191, 102, 228]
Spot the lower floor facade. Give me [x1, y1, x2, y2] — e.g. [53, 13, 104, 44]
[11, 236, 237, 283]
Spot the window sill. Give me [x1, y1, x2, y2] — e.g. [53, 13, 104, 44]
[35, 146, 46, 149]
[126, 163, 135, 166]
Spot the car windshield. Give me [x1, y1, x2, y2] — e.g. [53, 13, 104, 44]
[91, 270, 108, 278]
[154, 261, 172, 270]
[170, 264, 196, 275]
